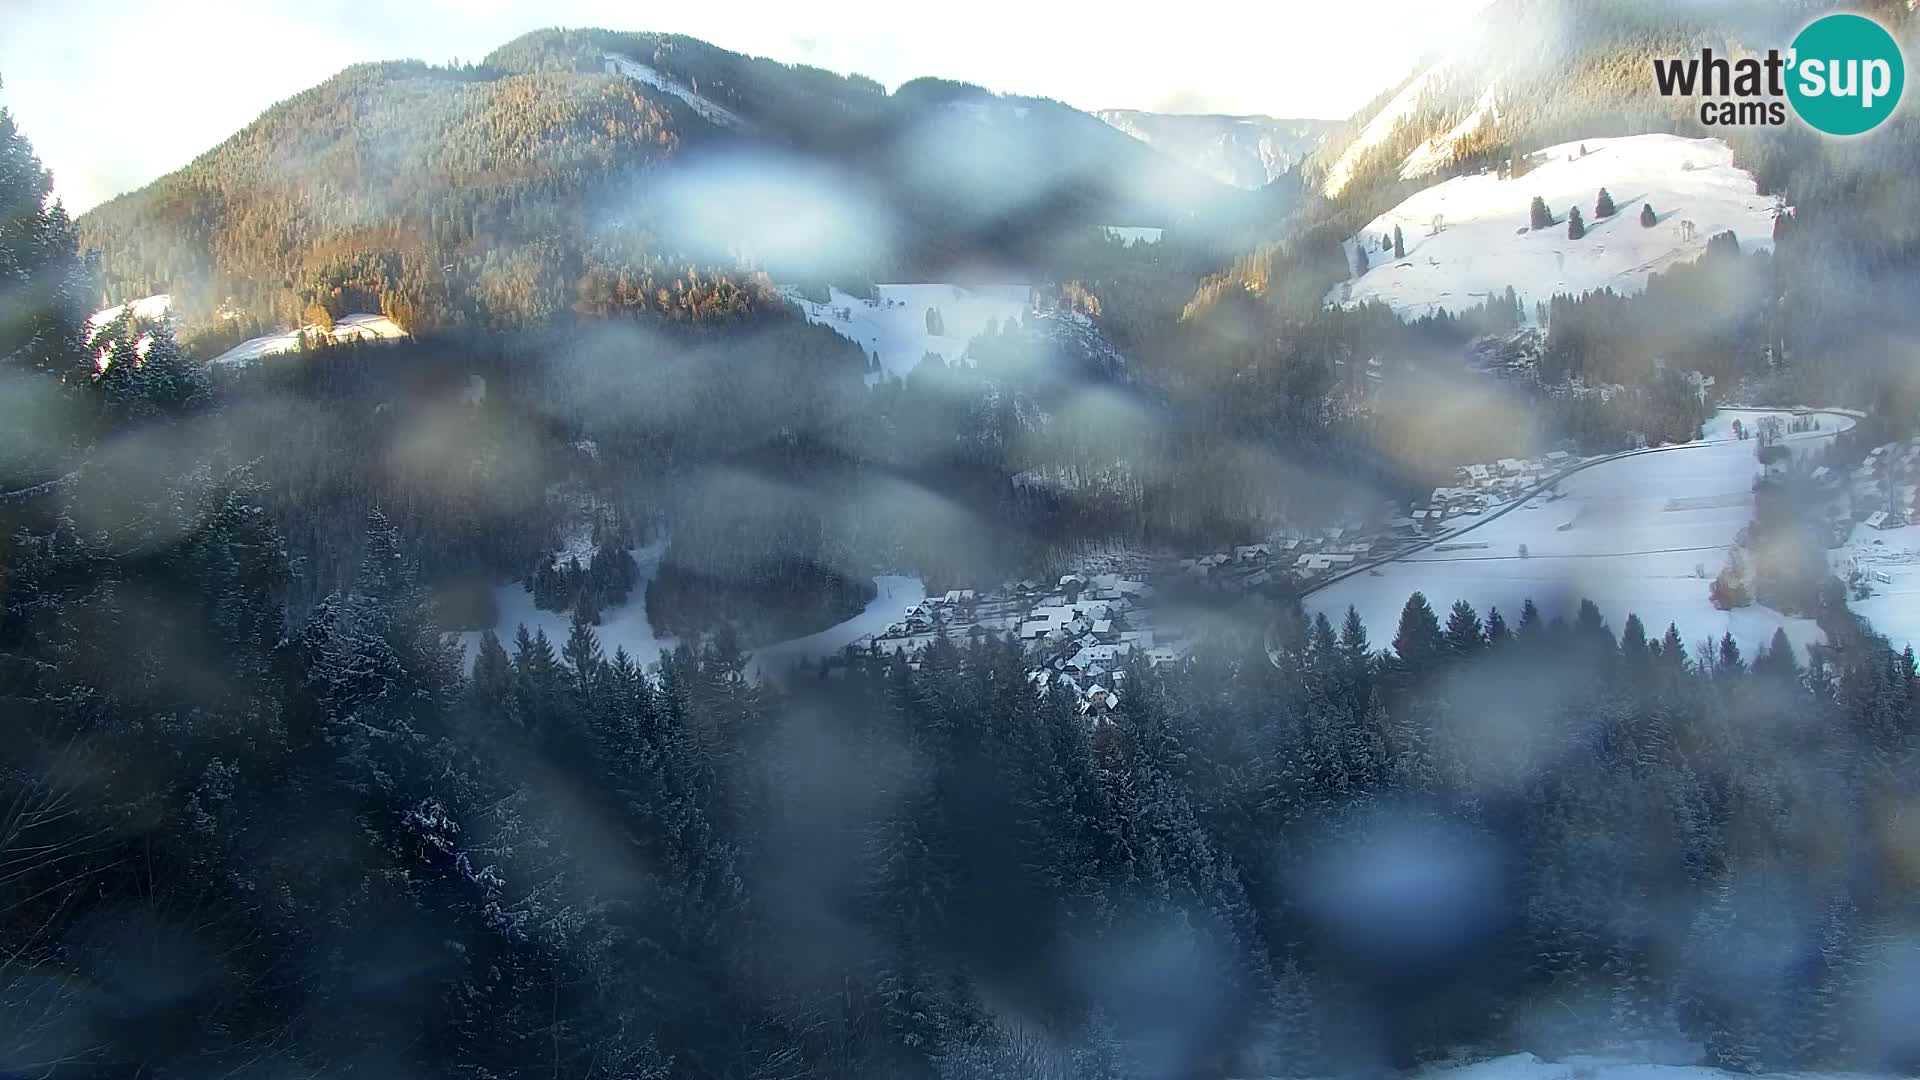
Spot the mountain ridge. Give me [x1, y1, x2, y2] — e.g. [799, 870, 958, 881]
[1095, 109, 1336, 190]
[75, 28, 1239, 344]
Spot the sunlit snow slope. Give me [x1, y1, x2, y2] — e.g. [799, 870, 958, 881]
[209, 313, 409, 367]
[792, 284, 1032, 384]
[1331, 135, 1784, 321]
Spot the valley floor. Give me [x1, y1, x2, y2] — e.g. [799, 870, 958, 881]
[1308, 409, 1854, 661]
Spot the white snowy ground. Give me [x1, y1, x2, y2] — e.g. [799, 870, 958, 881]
[744, 575, 928, 682]
[88, 293, 173, 330]
[209, 313, 408, 367]
[1332, 135, 1784, 321]
[1378, 1052, 1889, 1080]
[1308, 410, 1853, 663]
[1103, 226, 1164, 246]
[456, 541, 925, 683]
[456, 543, 677, 672]
[1834, 522, 1920, 653]
[792, 284, 1032, 384]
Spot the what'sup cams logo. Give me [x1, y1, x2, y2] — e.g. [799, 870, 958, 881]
[1652, 13, 1905, 135]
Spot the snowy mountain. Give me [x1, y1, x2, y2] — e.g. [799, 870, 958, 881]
[1303, 0, 1801, 200]
[1331, 135, 1784, 320]
[79, 28, 1238, 335]
[1095, 110, 1334, 190]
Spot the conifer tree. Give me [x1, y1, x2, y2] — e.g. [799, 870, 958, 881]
[1392, 592, 1445, 673]
[1641, 202, 1657, 227]
[1444, 599, 1485, 656]
[1567, 206, 1586, 240]
[1596, 187, 1616, 218]
[1392, 224, 1405, 258]
[1485, 606, 1510, 646]
[1530, 195, 1553, 230]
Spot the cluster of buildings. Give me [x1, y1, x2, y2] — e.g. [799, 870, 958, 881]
[1846, 438, 1920, 531]
[859, 574, 1181, 720]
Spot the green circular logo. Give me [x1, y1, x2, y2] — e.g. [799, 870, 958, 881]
[1787, 13, 1905, 136]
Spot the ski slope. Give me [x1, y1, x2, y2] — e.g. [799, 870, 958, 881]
[209, 313, 408, 367]
[1309, 409, 1853, 662]
[792, 284, 1032, 384]
[1332, 135, 1784, 321]
[602, 54, 751, 131]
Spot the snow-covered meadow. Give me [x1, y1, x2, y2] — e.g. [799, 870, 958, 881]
[210, 313, 408, 366]
[456, 538, 925, 683]
[792, 283, 1032, 383]
[1309, 410, 1853, 662]
[1833, 522, 1920, 653]
[1332, 135, 1784, 321]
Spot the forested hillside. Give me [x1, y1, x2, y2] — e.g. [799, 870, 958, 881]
[74, 29, 1243, 345]
[75, 59, 779, 343]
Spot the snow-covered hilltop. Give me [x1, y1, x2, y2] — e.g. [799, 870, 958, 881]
[1331, 135, 1785, 321]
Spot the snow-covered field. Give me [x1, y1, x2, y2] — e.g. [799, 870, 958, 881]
[1332, 135, 1784, 321]
[210, 313, 408, 367]
[792, 284, 1031, 383]
[1385, 1052, 1887, 1080]
[457, 544, 925, 684]
[1103, 226, 1163, 246]
[1309, 410, 1852, 662]
[744, 575, 927, 681]
[456, 543, 677, 672]
[1834, 522, 1920, 653]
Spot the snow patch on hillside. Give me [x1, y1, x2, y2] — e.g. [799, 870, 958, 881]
[209, 313, 408, 367]
[603, 54, 752, 132]
[88, 293, 173, 330]
[1322, 63, 1446, 198]
[791, 283, 1032, 384]
[1399, 82, 1501, 181]
[457, 542, 675, 672]
[1103, 226, 1163, 246]
[1332, 135, 1784, 321]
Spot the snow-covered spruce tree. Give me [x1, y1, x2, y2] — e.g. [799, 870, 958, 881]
[1641, 202, 1657, 227]
[1567, 206, 1586, 240]
[1393, 223, 1405, 258]
[1596, 187, 1616, 218]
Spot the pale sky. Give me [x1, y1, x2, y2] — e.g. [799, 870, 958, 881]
[1, 0, 1496, 213]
